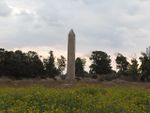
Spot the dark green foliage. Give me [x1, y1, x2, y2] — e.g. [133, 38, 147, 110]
[26, 51, 44, 78]
[116, 53, 129, 76]
[0, 49, 44, 79]
[0, 49, 61, 79]
[89, 51, 112, 75]
[139, 53, 150, 81]
[75, 57, 86, 77]
[128, 58, 139, 81]
[57, 56, 66, 75]
[0, 48, 6, 76]
[43, 51, 59, 78]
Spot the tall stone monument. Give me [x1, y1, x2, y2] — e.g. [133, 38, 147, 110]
[67, 29, 76, 80]
[146, 46, 150, 59]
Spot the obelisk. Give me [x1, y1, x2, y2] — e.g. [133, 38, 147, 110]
[67, 29, 76, 80]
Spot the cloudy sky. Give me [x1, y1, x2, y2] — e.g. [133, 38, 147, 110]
[0, 0, 150, 70]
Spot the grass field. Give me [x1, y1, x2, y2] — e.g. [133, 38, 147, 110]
[0, 83, 150, 113]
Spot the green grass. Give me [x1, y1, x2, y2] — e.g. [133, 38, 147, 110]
[0, 85, 149, 113]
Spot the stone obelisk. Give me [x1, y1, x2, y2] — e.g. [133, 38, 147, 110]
[67, 29, 76, 80]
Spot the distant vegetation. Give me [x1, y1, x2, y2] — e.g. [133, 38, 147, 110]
[0, 48, 150, 82]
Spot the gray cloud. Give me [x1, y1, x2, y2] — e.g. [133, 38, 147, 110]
[0, 0, 12, 17]
[0, 0, 149, 58]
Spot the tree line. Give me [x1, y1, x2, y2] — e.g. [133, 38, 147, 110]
[89, 51, 150, 82]
[0, 48, 149, 81]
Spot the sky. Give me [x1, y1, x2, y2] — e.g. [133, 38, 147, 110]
[0, 0, 150, 70]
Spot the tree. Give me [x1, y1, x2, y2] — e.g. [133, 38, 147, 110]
[89, 51, 112, 75]
[0, 50, 27, 79]
[128, 58, 139, 81]
[116, 53, 129, 75]
[12, 50, 27, 79]
[57, 56, 66, 75]
[2, 50, 44, 79]
[139, 53, 150, 81]
[44, 51, 58, 78]
[4, 50, 16, 78]
[26, 51, 44, 78]
[0, 48, 5, 76]
[75, 57, 86, 77]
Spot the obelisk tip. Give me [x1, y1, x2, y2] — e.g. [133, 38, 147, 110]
[70, 29, 74, 32]
[69, 29, 75, 36]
